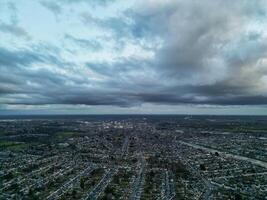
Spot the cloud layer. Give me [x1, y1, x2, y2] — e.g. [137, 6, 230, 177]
[1, 0, 267, 114]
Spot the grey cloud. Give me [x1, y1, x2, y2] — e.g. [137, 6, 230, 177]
[41, 0, 115, 12]
[0, 46, 74, 96]
[40, 1, 62, 15]
[128, 0, 267, 76]
[0, 2, 28, 38]
[0, 21, 30, 39]
[0, 47, 42, 68]
[135, 93, 267, 106]
[124, 0, 267, 103]
[2, 0, 267, 110]
[0, 46, 136, 107]
[65, 34, 102, 51]
[61, 0, 115, 6]
[80, 12, 132, 40]
[86, 58, 143, 77]
[7, 2, 18, 24]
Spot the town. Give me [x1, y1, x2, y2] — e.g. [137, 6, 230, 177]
[0, 115, 266, 199]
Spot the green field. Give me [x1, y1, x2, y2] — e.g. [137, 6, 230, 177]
[0, 141, 28, 151]
[55, 131, 78, 140]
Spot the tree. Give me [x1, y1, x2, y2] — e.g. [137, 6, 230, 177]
[200, 164, 206, 171]
[235, 193, 242, 200]
[80, 177, 85, 189]
[72, 189, 77, 198]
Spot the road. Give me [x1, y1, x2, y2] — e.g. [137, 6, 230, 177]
[214, 171, 267, 179]
[159, 170, 176, 200]
[20, 162, 75, 194]
[46, 165, 95, 200]
[82, 168, 117, 200]
[1, 157, 61, 193]
[129, 152, 146, 200]
[121, 136, 129, 158]
[176, 147, 214, 200]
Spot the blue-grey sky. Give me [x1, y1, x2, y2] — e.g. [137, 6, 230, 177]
[1, 0, 267, 115]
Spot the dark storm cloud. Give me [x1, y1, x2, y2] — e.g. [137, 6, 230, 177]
[0, 46, 137, 107]
[1, 0, 267, 110]
[86, 58, 143, 77]
[129, 0, 266, 76]
[0, 47, 73, 97]
[121, 0, 267, 105]
[52, 91, 138, 107]
[135, 93, 267, 106]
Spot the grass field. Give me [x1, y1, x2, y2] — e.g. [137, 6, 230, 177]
[55, 131, 78, 140]
[0, 140, 28, 151]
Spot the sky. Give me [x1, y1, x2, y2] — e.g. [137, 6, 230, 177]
[1, 0, 267, 115]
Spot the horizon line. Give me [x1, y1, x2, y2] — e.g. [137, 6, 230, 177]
[1, 113, 267, 116]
